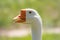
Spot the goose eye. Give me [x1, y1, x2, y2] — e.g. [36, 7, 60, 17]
[29, 11, 31, 14]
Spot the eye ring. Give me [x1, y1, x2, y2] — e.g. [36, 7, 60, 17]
[29, 11, 31, 14]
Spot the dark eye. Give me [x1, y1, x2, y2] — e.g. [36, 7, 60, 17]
[29, 11, 31, 14]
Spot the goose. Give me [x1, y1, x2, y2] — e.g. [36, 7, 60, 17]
[13, 8, 42, 40]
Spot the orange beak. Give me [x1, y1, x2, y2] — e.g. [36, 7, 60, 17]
[14, 10, 26, 23]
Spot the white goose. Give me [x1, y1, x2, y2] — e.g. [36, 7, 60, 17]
[13, 8, 42, 40]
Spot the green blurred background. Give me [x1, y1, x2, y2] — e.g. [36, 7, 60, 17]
[0, 0, 60, 40]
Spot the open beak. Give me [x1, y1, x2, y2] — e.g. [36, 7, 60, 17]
[13, 10, 26, 23]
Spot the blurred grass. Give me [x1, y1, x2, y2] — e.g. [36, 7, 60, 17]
[0, 34, 60, 40]
[43, 34, 60, 40]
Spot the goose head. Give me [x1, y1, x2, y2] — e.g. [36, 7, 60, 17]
[13, 8, 42, 40]
[13, 8, 40, 24]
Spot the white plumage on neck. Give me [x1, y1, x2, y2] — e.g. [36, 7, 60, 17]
[25, 8, 42, 40]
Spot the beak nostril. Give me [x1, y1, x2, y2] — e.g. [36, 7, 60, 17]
[18, 16, 21, 17]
